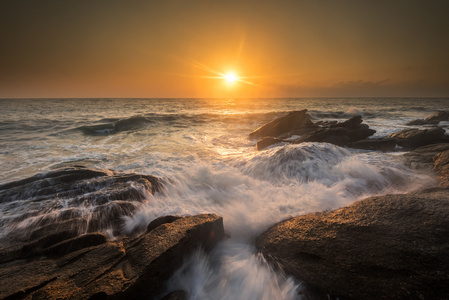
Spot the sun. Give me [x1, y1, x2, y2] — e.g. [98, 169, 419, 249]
[223, 72, 238, 84]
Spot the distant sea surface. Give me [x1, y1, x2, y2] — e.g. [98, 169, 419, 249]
[1, 97, 448, 298]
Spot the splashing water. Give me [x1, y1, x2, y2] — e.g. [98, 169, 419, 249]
[1, 98, 445, 299]
[123, 143, 436, 299]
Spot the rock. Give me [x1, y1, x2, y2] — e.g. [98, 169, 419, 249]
[426, 111, 449, 123]
[293, 123, 376, 146]
[252, 112, 376, 150]
[256, 137, 286, 150]
[403, 144, 449, 186]
[406, 111, 449, 125]
[434, 150, 449, 187]
[0, 214, 225, 300]
[249, 110, 316, 140]
[388, 127, 446, 149]
[347, 137, 397, 151]
[330, 115, 363, 129]
[405, 111, 449, 126]
[147, 215, 182, 232]
[257, 188, 449, 300]
[0, 167, 162, 237]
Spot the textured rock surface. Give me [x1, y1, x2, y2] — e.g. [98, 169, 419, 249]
[0, 214, 224, 300]
[254, 114, 377, 150]
[0, 167, 162, 238]
[0, 167, 225, 299]
[249, 110, 316, 140]
[389, 127, 446, 149]
[257, 188, 449, 300]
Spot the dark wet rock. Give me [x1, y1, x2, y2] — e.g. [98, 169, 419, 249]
[330, 115, 363, 128]
[0, 214, 224, 300]
[147, 215, 182, 232]
[0, 166, 162, 237]
[292, 122, 375, 146]
[249, 110, 316, 140]
[256, 137, 286, 150]
[257, 188, 449, 300]
[406, 111, 449, 126]
[388, 127, 446, 149]
[347, 137, 397, 151]
[252, 113, 376, 150]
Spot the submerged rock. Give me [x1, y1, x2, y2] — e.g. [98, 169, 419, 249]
[0, 214, 224, 299]
[257, 188, 449, 300]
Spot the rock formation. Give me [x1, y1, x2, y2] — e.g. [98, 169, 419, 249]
[251, 113, 377, 150]
[405, 111, 449, 126]
[257, 188, 449, 300]
[256, 143, 449, 300]
[0, 213, 224, 299]
[388, 127, 446, 149]
[249, 110, 316, 140]
[0, 167, 225, 299]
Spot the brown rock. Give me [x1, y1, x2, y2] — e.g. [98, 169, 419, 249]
[389, 127, 446, 149]
[256, 188, 449, 300]
[147, 215, 182, 232]
[0, 214, 225, 300]
[405, 111, 449, 126]
[434, 150, 449, 187]
[249, 110, 316, 140]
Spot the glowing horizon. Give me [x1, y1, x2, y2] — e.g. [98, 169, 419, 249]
[0, 0, 448, 98]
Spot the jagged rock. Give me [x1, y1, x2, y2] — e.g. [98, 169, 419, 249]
[347, 137, 397, 151]
[406, 111, 449, 125]
[257, 188, 449, 300]
[249, 110, 316, 140]
[252, 113, 376, 150]
[0, 214, 224, 300]
[388, 127, 446, 149]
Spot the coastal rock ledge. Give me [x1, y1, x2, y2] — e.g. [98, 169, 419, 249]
[256, 188, 449, 300]
[0, 213, 224, 300]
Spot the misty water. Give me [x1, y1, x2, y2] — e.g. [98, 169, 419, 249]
[1, 98, 448, 299]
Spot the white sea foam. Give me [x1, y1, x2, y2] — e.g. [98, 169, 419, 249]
[120, 143, 436, 300]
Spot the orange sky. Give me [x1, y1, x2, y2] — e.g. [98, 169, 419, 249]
[1, 0, 448, 98]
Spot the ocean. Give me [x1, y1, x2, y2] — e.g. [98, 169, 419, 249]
[1, 97, 448, 299]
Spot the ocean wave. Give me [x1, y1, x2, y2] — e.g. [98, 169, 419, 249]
[74, 115, 154, 136]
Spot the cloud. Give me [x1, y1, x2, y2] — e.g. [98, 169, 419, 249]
[272, 78, 449, 98]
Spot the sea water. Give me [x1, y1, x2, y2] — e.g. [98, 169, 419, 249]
[0, 98, 448, 299]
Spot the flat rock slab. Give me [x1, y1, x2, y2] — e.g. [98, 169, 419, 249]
[0, 214, 224, 300]
[257, 188, 449, 300]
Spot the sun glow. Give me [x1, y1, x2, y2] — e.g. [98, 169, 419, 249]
[224, 72, 238, 84]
